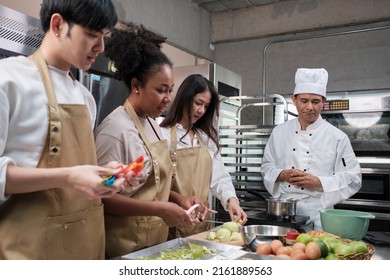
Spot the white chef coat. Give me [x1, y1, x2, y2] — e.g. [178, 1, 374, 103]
[260, 116, 362, 230]
[0, 56, 96, 202]
[160, 123, 238, 210]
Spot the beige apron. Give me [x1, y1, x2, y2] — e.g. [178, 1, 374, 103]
[0, 49, 104, 260]
[168, 127, 212, 239]
[104, 100, 172, 259]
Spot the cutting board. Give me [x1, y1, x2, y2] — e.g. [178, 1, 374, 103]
[187, 226, 245, 247]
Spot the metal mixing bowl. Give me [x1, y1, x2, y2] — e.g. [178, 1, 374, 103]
[240, 225, 298, 252]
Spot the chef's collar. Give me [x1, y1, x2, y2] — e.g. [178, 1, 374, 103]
[294, 115, 324, 131]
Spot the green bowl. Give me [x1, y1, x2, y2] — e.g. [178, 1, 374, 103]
[320, 209, 375, 240]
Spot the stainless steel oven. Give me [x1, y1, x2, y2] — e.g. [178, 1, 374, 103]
[321, 90, 390, 230]
[335, 163, 390, 231]
[337, 161, 390, 212]
[321, 92, 390, 157]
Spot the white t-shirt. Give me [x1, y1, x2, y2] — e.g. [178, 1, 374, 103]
[0, 56, 96, 202]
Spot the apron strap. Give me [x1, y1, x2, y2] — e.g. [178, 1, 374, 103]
[170, 127, 178, 179]
[194, 130, 205, 147]
[31, 48, 62, 167]
[124, 99, 153, 148]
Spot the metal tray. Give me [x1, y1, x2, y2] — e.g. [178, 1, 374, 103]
[120, 238, 247, 260]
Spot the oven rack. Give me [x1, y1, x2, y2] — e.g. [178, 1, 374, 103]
[215, 95, 288, 213]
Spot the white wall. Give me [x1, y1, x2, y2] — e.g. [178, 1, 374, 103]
[0, 0, 40, 18]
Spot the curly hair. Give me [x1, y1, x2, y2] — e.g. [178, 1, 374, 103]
[104, 21, 173, 89]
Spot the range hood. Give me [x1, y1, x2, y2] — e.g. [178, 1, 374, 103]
[0, 5, 43, 57]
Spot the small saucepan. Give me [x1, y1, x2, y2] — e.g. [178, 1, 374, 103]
[266, 197, 297, 219]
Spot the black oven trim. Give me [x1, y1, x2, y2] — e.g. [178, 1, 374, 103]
[351, 167, 390, 201]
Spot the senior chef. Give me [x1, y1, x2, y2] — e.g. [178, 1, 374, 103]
[260, 68, 362, 231]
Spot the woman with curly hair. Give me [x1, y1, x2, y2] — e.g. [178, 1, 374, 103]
[94, 22, 206, 258]
[160, 74, 247, 238]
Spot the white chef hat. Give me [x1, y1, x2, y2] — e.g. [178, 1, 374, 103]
[293, 68, 328, 97]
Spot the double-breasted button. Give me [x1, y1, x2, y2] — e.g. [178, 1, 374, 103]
[52, 126, 59, 132]
[51, 146, 58, 153]
[293, 148, 296, 151]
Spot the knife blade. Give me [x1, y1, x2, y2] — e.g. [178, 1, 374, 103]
[201, 220, 225, 225]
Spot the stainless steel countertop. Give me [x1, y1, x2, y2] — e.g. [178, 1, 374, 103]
[370, 243, 390, 260]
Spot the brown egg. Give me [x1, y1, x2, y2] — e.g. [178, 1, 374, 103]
[291, 251, 308, 260]
[276, 254, 291, 259]
[270, 239, 284, 255]
[275, 246, 293, 256]
[305, 242, 321, 260]
[256, 243, 272, 255]
[290, 248, 304, 258]
[292, 242, 306, 251]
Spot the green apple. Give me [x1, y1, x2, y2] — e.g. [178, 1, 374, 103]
[295, 233, 315, 245]
[349, 241, 369, 254]
[334, 243, 356, 255]
[325, 253, 339, 260]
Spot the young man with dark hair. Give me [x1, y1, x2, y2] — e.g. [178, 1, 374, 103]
[0, 0, 132, 259]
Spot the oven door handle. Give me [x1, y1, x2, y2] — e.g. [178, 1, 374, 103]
[361, 168, 390, 174]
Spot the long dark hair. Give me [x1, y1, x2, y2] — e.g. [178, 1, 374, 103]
[104, 21, 172, 89]
[160, 74, 220, 150]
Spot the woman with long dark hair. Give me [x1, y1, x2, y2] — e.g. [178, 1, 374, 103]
[160, 74, 247, 238]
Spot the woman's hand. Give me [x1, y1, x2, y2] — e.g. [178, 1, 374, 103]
[176, 195, 217, 221]
[227, 197, 248, 225]
[159, 202, 197, 227]
[104, 161, 147, 193]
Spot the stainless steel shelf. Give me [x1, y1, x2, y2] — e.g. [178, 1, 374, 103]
[217, 95, 287, 213]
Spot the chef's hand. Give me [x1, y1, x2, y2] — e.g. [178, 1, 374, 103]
[288, 169, 323, 190]
[158, 201, 197, 227]
[227, 197, 248, 225]
[277, 169, 295, 182]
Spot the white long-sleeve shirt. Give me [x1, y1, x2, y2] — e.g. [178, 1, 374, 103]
[260, 116, 362, 229]
[160, 123, 238, 210]
[0, 56, 96, 202]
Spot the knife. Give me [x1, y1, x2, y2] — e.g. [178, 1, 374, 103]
[201, 220, 226, 225]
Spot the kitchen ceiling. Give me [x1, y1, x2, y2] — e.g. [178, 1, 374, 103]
[191, 0, 292, 13]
